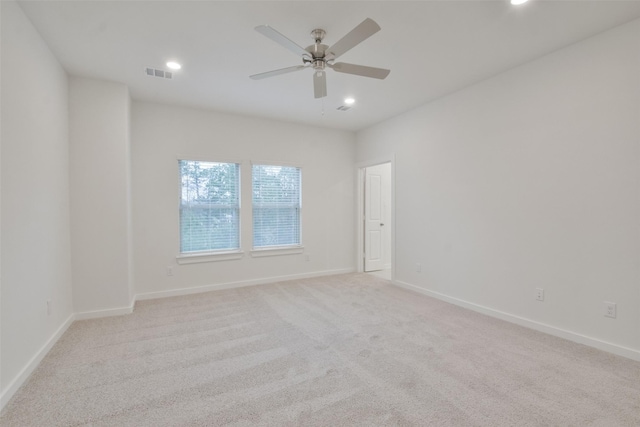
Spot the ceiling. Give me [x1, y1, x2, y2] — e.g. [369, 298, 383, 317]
[17, 0, 640, 131]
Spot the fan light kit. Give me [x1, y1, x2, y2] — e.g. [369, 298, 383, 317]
[250, 18, 390, 99]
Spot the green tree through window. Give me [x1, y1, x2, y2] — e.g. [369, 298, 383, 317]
[252, 165, 301, 248]
[179, 160, 240, 252]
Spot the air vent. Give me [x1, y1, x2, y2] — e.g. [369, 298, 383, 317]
[145, 68, 173, 79]
[336, 105, 352, 111]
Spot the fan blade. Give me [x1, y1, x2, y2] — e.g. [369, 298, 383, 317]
[313, 71, 327, 99]
[250, 65, 307, 80]
[327, 18, 381, 60]
[255, 25, 309, 57]
[329, 62, 390, 79]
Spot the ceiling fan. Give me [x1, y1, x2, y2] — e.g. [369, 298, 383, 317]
[250, 18, 390, 99]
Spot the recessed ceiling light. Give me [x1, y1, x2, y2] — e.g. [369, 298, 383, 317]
[166, 61, 182, 70]
[511, 0, 529, 5]
[344, 97, 355, 105]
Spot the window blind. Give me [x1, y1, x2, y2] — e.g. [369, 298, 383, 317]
[179, 160, 240, 253]
[252, 164, 301, 248]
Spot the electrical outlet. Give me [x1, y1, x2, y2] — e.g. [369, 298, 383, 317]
[47, 300, 52, 316]
[416, 263, 421, 273]
[604, 302, 616, 318]
[535, 288, 544, 301]
[166, 266, 173, 276]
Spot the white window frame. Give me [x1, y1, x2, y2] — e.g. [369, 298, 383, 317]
[251, 163, 303, 255]
[176, 158, 244, 264]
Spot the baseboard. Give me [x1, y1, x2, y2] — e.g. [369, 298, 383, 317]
[393, 279, 640, 362]
[74, 303, 135, 320]
[0, 313, 75, 411]
[135, 268, 355, 301]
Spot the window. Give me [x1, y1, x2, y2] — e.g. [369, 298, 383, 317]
[252, 164, 301, 248]
[179, 160, 240, 253]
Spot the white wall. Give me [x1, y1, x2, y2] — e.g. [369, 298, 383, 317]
[0, 0, 73, 402]
[132, 102, 356, 296]
[69, 77, 134, 314]
[356, 19, 640, 357]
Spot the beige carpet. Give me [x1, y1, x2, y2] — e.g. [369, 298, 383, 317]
[2, 273, 639, 426]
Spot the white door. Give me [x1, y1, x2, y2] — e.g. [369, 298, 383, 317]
[364, 166, 384, 272]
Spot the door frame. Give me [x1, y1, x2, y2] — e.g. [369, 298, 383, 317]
[356, 155, 395, 281]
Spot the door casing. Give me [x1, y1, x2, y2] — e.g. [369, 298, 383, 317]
[356, 155, 395, 280]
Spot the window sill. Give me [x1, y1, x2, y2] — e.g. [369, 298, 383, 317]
[250, 246, 304, 258]
[176, 250, 244, 265]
